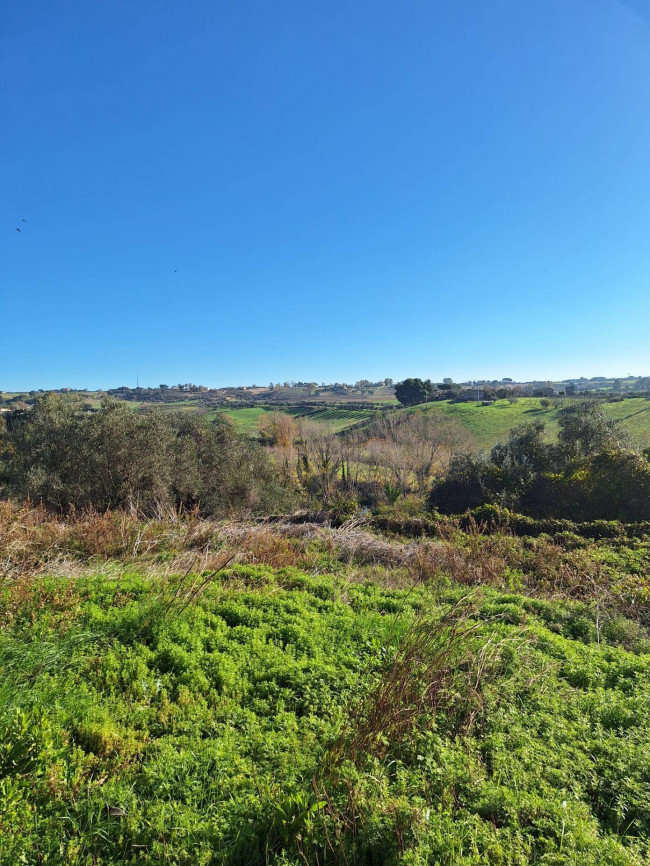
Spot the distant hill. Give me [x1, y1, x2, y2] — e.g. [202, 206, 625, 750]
[401, 397, 650, 451]
[4, 390, 650, 450]
[182, 396, 650, 449]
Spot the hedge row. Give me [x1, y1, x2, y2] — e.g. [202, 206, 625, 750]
[369, 508, 650, 541]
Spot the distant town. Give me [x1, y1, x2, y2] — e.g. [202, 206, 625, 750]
[2, 374, 650, 411]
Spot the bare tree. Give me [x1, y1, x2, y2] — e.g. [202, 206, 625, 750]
[257, 412, 297, 448]
[258, 412, 298, 484]
[296, 420, 343, 504]
[348, 411, 473, 495]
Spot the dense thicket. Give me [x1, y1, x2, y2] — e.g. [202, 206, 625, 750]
[0, 395, 291, 515]
[428, 402, 650, 521]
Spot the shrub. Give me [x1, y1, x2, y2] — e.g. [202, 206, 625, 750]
[428, 409, 650, 523]
[0, 395, 294, 517]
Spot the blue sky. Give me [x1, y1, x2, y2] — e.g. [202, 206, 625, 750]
[2, 0, 650, 389]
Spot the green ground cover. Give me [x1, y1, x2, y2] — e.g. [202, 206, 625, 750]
[2, 560, 650, 864]
[407, 397, 650, 451]
[601, 398, 650, 448]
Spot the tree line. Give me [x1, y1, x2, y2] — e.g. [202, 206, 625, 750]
[0, 395, 468, 517]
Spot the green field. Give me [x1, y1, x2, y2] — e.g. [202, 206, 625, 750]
[283, 405, 376, 433]
[5, 393, 650, 451]
[207, 398, 650, 449]
[211, 406, 270, 433]
[213, 405, 377, 436]
[601, 398, 650, 448]
[408, 398, 563, 450]
[405, 397, 650, 451]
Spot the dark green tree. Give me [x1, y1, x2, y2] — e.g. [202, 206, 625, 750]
[394, 378, 429, 407]
[490, 422, 555, 475]
[427, 454, 490, 514]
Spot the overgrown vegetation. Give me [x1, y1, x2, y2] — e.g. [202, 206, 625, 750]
[2, 395, 650, 863]
[429, 402, 650, 522]
[2, 512, 650, 863]
[0, 395, 292, 516]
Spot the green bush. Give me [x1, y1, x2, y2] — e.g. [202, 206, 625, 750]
[428, 405, 650, 523]
[0, 395, 294, 516]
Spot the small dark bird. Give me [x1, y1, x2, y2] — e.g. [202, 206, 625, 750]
[21, 218, 26, 222]
[174, 269, 178, 273]
[15, 228, 21, 232]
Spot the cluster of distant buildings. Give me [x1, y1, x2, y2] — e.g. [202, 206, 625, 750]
[3, 376, 650, 411]
[446, 376, 650, 403]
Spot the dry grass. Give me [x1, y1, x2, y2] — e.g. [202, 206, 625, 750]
[161, 550, 237, 617]
[328, 594, 501, 764]
[0, 503, 643, 626]
[216, 522, 316, 569]
[0, 502, 608, 589]
[0, 502, 219, 577]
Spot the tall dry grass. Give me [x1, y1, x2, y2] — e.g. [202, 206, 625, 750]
[310, 595, 532, 864]
[328, 594, 503, 764]
[0, 502, 642, 625]
[0, 502, 216, 576]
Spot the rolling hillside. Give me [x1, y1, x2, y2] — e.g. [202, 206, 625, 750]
[207, 405, 377, 435]
[409, 397, 650, 451]
[4, 393, 650, 450]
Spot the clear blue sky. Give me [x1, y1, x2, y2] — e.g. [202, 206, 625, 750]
[3, 0, 650, 390]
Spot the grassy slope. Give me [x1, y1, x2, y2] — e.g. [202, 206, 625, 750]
[1, 562, 650, 865]
[404, 397, 650, 451]
[601, 398, 650, 448]
[211, 397, 650, 448]
[211, 406, 270, 434]
[283, 405, 376, 433]
[410, 398, 563, 451]
[152, 397, 650, 447]
[212, 406, 377, 436]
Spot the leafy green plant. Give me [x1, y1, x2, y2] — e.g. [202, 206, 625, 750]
[0, 709, 44, 778]
[266, 791, 326, 852]
[1, 545, 650, 864]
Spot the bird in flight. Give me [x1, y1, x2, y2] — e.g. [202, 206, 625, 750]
[15, 227, 21, 232]
[21, 218, 26, 222]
